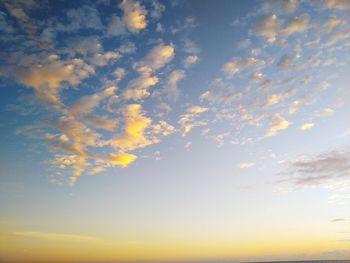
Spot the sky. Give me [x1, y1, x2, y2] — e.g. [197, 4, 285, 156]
[0, 0, 350, 262]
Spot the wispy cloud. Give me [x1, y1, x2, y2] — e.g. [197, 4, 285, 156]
[14, 231, 101, 242]
[283, 149, 350, 186]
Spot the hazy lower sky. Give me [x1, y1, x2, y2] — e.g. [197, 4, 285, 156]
[1, 0, 350, 262]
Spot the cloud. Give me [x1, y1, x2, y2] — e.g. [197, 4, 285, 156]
[68, 36, 102, 56]
[239, 162, 256, 169]
[326, 31, 350, 46]
[103, 152, 137, 168]
[321, 0, 350, 10]
[284, 149, 350, 186]
[261, 0, 299, 14]
[14, 231, 100, 242]
[182, 38, 201, 54]
[109, 104, 174, 159]
[222, 57, 264, 76]
[123, 43, 175, 100]
[255, 15, 280, 43]
[89, 51, 120, 66]
[179, 106, 208, 136]
[162, 70, 186, 100]
[57, 5, 103, 32]
[325, 16, 343, 32]
[299, 122, 314, 131]
[149, 0, 165, 19]
[4, 1, 37, 35]
[199, 90, 216, 102]
[111, 104, 152, 151]
[67, 37, 120, 66]
[113, 67, 125, 81]
[122, 67, 159, 100]
[68, 86, 116, 115]
[138, 43, 175, 71]
[282, 14, 309, 35]
[152, 121, 176, 136]
[250, 72, 264, 81]
[48, 112, 105, 184]
[306, 37, 320, 46]
[331, 218, 347, 222]
[265, 87, 296, 106]
[106, 15, 125, 36]
[88, 166, 107, 176]
[184, 55, 199, 68]
[277, 55, 292, 70]
[14, 56, 94, 106]
[84, 115, 118, 131]
[186, 106, 208, 114]
[120, 0, 147, 32]
[266, 115, 290, 136]
[255, 14, 308, 43]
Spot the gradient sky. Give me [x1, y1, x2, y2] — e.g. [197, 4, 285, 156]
[1, 0, 350, 262]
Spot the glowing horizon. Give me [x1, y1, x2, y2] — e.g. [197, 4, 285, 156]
[1, 0, 350, 262]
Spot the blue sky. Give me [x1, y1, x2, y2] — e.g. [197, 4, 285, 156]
[1, 0, 350, 262]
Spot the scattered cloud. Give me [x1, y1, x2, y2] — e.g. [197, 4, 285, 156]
[68, 86, 116, 115]
[299, 122, 314, 131]
[255, 15, 280, 43]
[162, 69, 186, 100]
[239, 162, 256, 169]
[179, 106, 208, 136]
[123, 67, 159, 100]
[222, 57, 264, 76]
[184, 55, 199, 68]
[137, 43, 175, 71]
[14, 56, 94, 106]
[266, 115, 290, 136]
[120, 0, 147, 32]
[1, 0, 349, 186]
[265, 87, 296, 106]
[106, 15, 125, 36]
[282, 14, 309, 36]
[111, 104, 152, 151]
